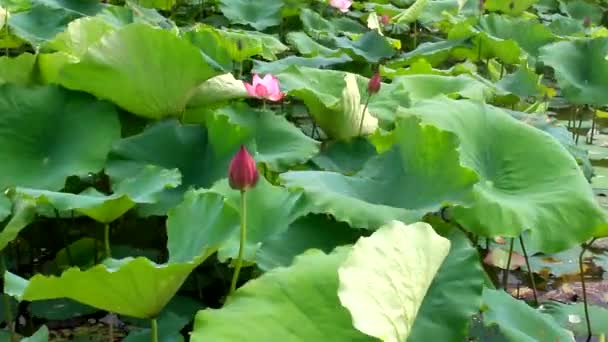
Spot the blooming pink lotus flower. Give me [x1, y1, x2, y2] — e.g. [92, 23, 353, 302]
[243, 74, 285, 102]
[228, 145, 259, 191]
[329, 0, 352, 13]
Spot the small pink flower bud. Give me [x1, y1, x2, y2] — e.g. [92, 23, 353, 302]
[583, 16, 592, 28]
[228, 145, 259, 191]
[381, 14, 391, 25]
[368, 72, 381, 95]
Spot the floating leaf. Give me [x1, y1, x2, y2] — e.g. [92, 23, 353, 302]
[541, 301, 608, 336]
[219, 0, 283, 31]
[338, 221, 450, 342]
[0, 53, 36, 85]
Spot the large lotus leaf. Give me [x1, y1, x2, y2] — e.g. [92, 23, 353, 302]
[0, 197, 36, 252]
[0, 84, 120, 191]
[112, 165, 182, 204]
[22, 325, 49, 342]
[389, 39, 471, 68]
[280, 115, 478, 228]
[330, 31, 396, 63]
[0, 192, 10, 221]
[7, 4, 79, 46]
[219, 0, 283, 31]
[166, 191, 239, 264]
[312, 139, 378, 175]
[56, 23, 219, 119]
[35, 0, 104, 16]
[481, 288, 573, 341]
[276, 66, 409, 138]
[43, 16, 115, 58]
[252, 54, 353, 75]
[476, 14, 555, 58]
[409, 229, 485, 341]
[0, 53, 35, 85]
[186, 73, 249, 108]
[338, 221, 451, 342]
[392, 74, 495, 105]
[299, 8, 367, 36]
[286, 31, 339, 57]
[191, 247, 373, 342]
[560, 0, 603, 24]
[135, 0, 176, 11]
[5, 257, 197, 318]
[16, 187, 133, 224]
[206, 177, 309, 262]
[539, 38, 608, 106]
[398, 98, 607, 253]
[484, 0, 538, 15]
[541, 301, 608, 336]
[199, 104, 320, 171]
[496, 67, 543, 98]
[255, 214, 363, 271]
[448, 20, 521, 64]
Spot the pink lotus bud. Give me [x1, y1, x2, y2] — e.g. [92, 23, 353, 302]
[228, 145, 259, 191]
[243, 74, 285, 102]
[584, 16, 592, 27]
[381, 14, 391, 25]
[329, 0, 352, 13]
[368, 71, 381, 95]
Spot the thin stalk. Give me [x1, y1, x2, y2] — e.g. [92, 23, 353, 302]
[589, 112, 596, 144]
[519, 236, 538, 306]
[104, 223, 111, 259]
[502, 238, 514, 290]
[55, 209, 73, 265]
[229, 190, 247, 295]
[412, 21, 418, 48]
[499, 63, 505, 78]
[151, 318, 159, 342]
[580, 238, 597, 342]
[0, 253, 14, 342]
[358, 94, 372, 137]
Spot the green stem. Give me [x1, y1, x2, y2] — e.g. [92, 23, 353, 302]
[580, 238, 597, 341]
[0, 253, 14, 342]
[358, 94, 372, 137]
[519, 236, 538, 306]
[55, 209, 74, 266]
[104, 223, 111, 259]
[229, 190, 247, 295]
[502, 238, 514, 290]
[151, 318, 159, 342]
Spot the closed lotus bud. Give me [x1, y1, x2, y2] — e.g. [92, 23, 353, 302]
[228, 145, 259, 191]
[584, 16, 592, 28]
[368, 71, 381, 95]
[381, 14, 390, 25]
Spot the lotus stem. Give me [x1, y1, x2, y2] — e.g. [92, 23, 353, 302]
[229, 190, 247, 295]
[576, 108, 584, 144]
[358, 94, 372, 137]
[589, 111, 596, 144]
[151, 318, 159, 342]
[0, 253, 14, 342]
[55, 209, 73, 265]
[502, 238, 514, 290]
[104, 223, 111, 259]
[519, 236, 538, 306]
[580, 238, 597, 342]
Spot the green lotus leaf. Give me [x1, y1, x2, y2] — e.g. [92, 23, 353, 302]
[255, 214, 363, 271]
[539, 37, 608, 106]
[0, 192, 10, 222]
[8, 4, 79, 47]
[37, 52, 76, 84]
[312, 139, 378, 175]
[56, 23, 220, 119]
[186, 73, 249, 108]
[299, 8, 366, 36]
[398, 98, 607, 253]
[207, 177, 309, 262]
[0, 84, 120, 191]
[0, 197, 36, 252]
[16, 187, 134, 224]
[134, 0, 176, 10]
[219, 0, 283, 31]
[338, 221, 450, 341]
[276, 66, 410, 138]
[286, 31, 339, 57]
[166, 191, 239, 264]
[331, 31, 396, 63]
[252, 54, 352, 75]
[43, 16, 116, 58]
[191, 248, 373, 342]
[5, 257, 197, 318]
[35, 0, 104, 16]
[541, 301, 608, 336]
[560, 0, 602, 24]
[98, 1, 175, 29]
[0, 52, 35, 85]
[280, 115, 478, 228]
[496, 66, 543, 98]
[484, 0, 538, 15]
[113, 165, 182, 204]
[393, 74, 495, 106]
[389, 39, 471, 68]
[22, 325, 49, 342]
[547, 15, 584, 36]
[409, 229, 485, 341]
[481, 288, 573, 341]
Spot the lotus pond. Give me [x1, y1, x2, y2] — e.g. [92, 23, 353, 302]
[3, 0, 608, 341]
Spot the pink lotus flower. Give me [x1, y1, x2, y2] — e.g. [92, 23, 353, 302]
[243, 74, 284, 102]
[329, 0, 352, 13]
